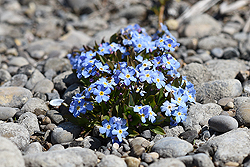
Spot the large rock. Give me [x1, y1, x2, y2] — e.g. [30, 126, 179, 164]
[151, 137, 193, 158]
[195, 79, 242, 104]
[149, 158, 185, 167]
[0, 106, 17, 121]
[0, 122, 30, 150]
[234, 97, 250, 126]
[197, 128, 250, 164]
[183, 14, 222, 38]
[0, 136, 25, 167]
[24, 147, 98, 167]
[0, 87, 32, 108]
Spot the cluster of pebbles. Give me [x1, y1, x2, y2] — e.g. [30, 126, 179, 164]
[1, 0, 250, 167]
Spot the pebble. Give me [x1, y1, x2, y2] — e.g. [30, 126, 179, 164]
[177, 153, 214, 167]
[208, 115, 238, 133]
[0, 87, 32, 108]
[0, 136, 25, 167]
[97, 155, 127, 167]
[235, 98, 250, 126]
[163, 126, 185, 137]
[125, 156, 141, 167]
[32, 78, 54, 94]
[48, 144, 65, 151]
[25, 69, 45, 90]
[8, 56, 29, 67]
[198, 36, 237, 50]
[2, 73, 28, 87]
[151, 137, 193, 158]
[0, 106, 17, 121]
[21, 98, 49, 115]
[149, 158, 185, 167]
[130, 137, 150, 157]
[222, 47, 240, 59]
[0, 69, 11, 84]
[211, 47, 224, 58]
[23, 142, 43, 155]
[0, 122, 30, 150]
[51, 122, 81, 144]
[46, 110, 64, 124]
[18, 112, 40, 135]
[195, 79, 242, 104]
[24, 147, 98, 167]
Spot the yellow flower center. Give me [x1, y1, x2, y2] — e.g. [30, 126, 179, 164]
[168, 44, 172, 47]
[167, 61, 171, 64]
[177, 112, 182, 116]
[138, 106, 142, 109]
[76, 106, 80, 110]
[88, 87, 92, 91]
[146, 74, 150, 77]
[119, 130, 123, 134]
[160, 39, 164, 42]
[156, 78, 160, 82]
[178, 97, 181, 101]
[107, 125, 111, 129]
[150, 111, 152, 115]
[138, 44, 142, 48]
[141, 114, 145, 117]
[126, 74, 130, 78]
[90, 54, 93, 56]
[143, 63, 147, 66]
[168, 106, 172, 109]
[101, 48, 104, 52]
[99, 91, 104, 96]
[100, 67, 104, 71]
[104, 82, 107, 85]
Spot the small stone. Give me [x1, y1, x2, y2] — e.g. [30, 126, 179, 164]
[0, 107, 17, 121]
[217, 98, 234, 107]
[151, 137, 193, 158]
[8, 57, 29, 67]
[211, 47, 224, 58]
[166, 19, 179, 30]
[113, 143, 119, 150]
[41, 116, 51, 125]
[18, 112, 40, 135]
[45, 123, 57, 131]
[32, 78, 54, 94]
[21, 98, 49, 115]
[97, 155, 127, 167]
[0, 122, 30, 150]
[46, 110, 64, 124]
[224, 101, 234, 110]
[148, 158, 185, 167]
[25, 69, 45, 90]
[48, 144, 65, 151]
[140, 130, 152, 139]
[177, 153, 214, 167]
[198, 36, 237, 50]
[0, 69, 11, 84]
[0, 136, 25, 167]
[208, 115, 238, 133]
[222, 47, 240, 59]
[23, 142, 43, 155]
[51, 122, 81, 144]
[130, 137, 150, 157]
[125, 156, 141, 167]
[142, 153, 153, 163]
[0, 87, 32, 108]
[2, 74, 28, 87]
[178, 130, 198, 143]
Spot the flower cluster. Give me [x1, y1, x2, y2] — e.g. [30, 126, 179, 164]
[67, 23, 196, 143]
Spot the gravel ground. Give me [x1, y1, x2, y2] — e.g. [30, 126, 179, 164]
[1, 0, 250, 167]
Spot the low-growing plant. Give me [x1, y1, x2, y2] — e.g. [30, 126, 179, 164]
[66, 23, 196, 144]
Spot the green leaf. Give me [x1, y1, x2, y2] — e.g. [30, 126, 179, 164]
[128, 129, 140, 137]
[157, 87, 164, 104]
[129, 93, 135, 106]
[150, 126, 166, 135]
[106, 61, 114, 71]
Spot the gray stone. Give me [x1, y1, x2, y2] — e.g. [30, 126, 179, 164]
[24, 147, 97, 167]
[198, 36, 237, 50]
[65, 0, 97, 14]
[217, 98, 234, 107]
[184, 103, 222, 129]
[44, 57, 71, 74]
[23, 142, 43, 155]
[205, 59, 247, 81]
[0, 107, 17, 121]
[8, 57, 29, 67]
[44, 69, 57, 80]
[21, 98, 49, 115]
[46, 110, 64, 124]
[0, 69, 11, 85]
[234, 97, 250, 126]
[63, 83, 81, 104]
[222, 22, 242, 35]
[211, 47, 224, 58]
[233, 32, 248, 42]
[51, 122, 82, 144]
[163, 126, 185, 137]
[184, 56, 203, 64]
[97, 155, 127, 167]
[222, 47, 240, 59]
[178, 37, 198, 50]
[141, 130, 152, 139]
[18, 112, 40, 135]
[125, 156, 141, 167]
[130, 137, 150, 157]
[78, 136, 101, 150]
[151, 137, 193, 158]
[149, 158, 185, 167]
[59, 30, 92, 49]
[0, 122, 30, 150]
[16, 64, 36, 78]
[118, 5, 147, 20]
[197, 128, 250, 164]
[48, 144, 65, 151]
[53, 70, 80, 94]
[2, 74, 28, 87]
[32, 78, 54, 94]
[195, 79, 242, 104]
[208, 115, 238, 133]
[179, 63, 211, 86]
[0, 87, 32, 108]
[177, 153, 214, 167]
[25, 69, 45, 90]
[183, 14, 222, 38]
[0, 136, 25, 167]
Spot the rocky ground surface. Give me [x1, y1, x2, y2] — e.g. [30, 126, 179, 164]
[1, 0, 250, 167]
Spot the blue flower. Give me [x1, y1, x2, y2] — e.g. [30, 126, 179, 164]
[119, 67, 137, 86]
[112, 126, 128, 142]
[139, 70, 155, 84]
[93, 85, 111, 103]
[165, 84, 178, 97]
[69, 94, 93, 117]
[148, 108, 157, 123]
[134, 105, 143, 113]
[95, 77, 113, 90]
[152, 71, 165, 89]
[95, 62, 110, 73]
[138, 105, 151, 123]
[160, 100, 177, 116]
[99, 119, 115, 137]
[171, 91, 188, 108]
[97, 43, 111, 55]
[139, 59, 152, 71]
[172, 106, 187, 123]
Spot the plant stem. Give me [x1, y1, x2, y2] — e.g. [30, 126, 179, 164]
[158, 4, 165, 30]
